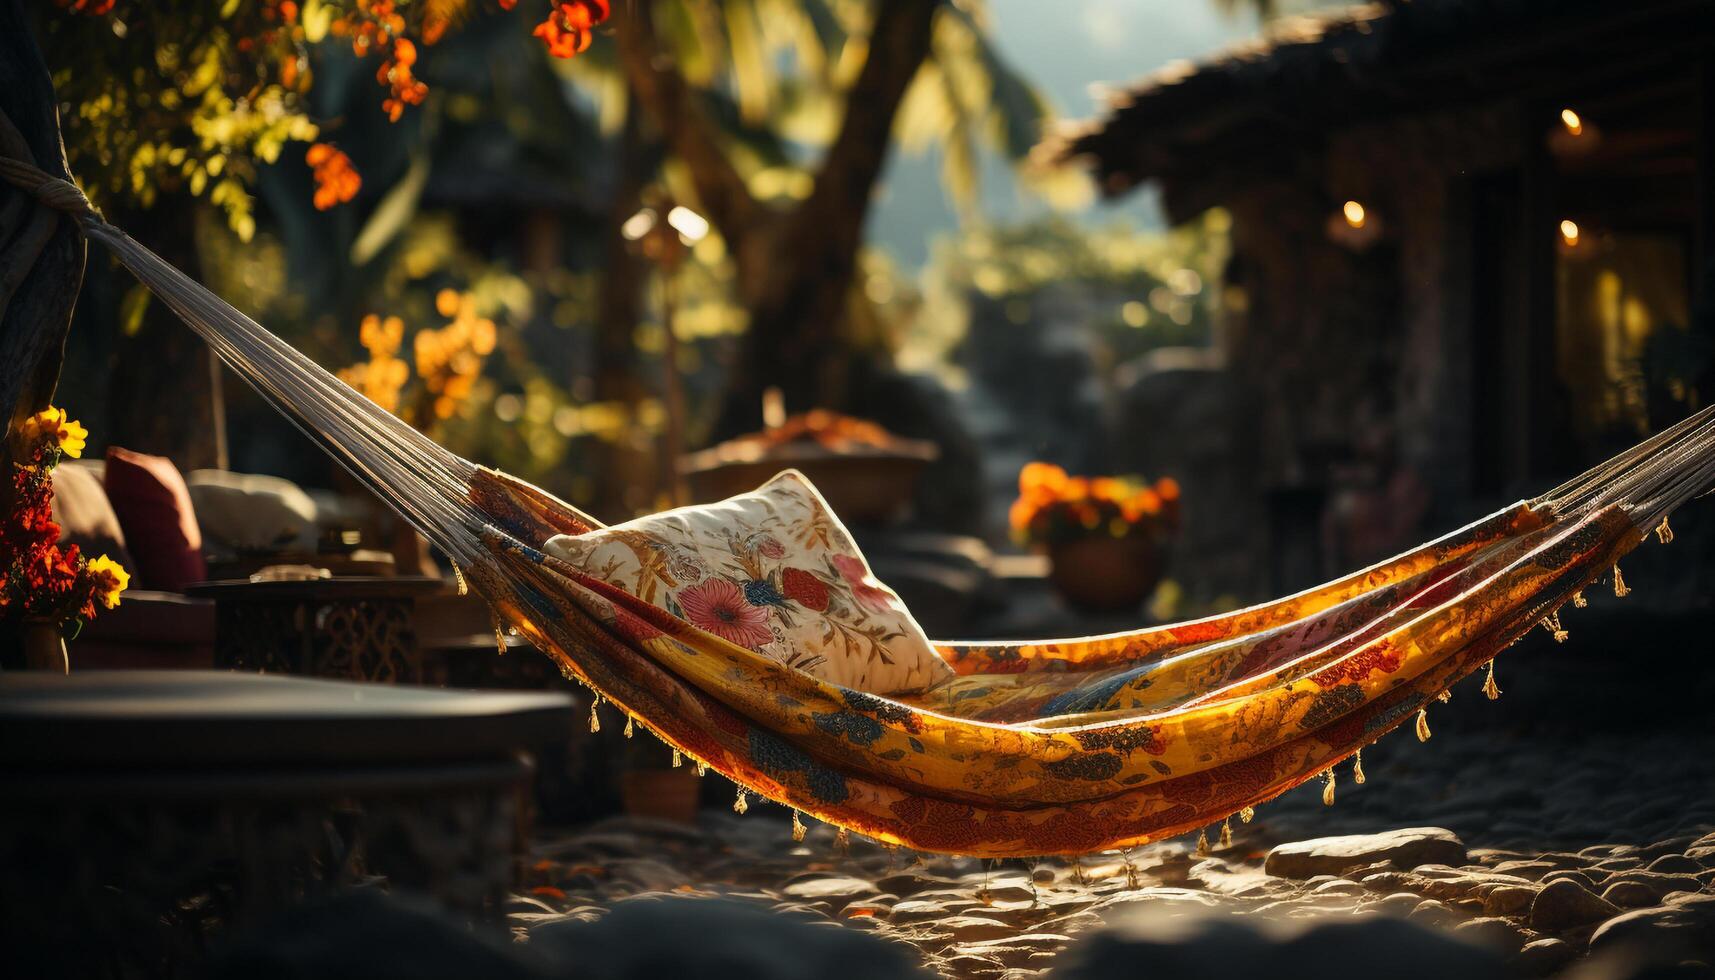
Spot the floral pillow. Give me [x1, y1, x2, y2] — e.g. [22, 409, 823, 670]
[541, 470, 952, 695]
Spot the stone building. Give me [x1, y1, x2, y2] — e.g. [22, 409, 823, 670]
[1046, 0, 1715, 601]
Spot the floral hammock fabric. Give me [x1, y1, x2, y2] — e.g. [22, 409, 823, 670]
[8, 156, 1714, 857]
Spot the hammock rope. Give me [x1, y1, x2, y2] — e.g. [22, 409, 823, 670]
[6, 155, 1713, 857]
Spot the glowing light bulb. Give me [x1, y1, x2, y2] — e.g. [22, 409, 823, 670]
[1342, 200, 1366, 229]
[1560, 108, 1583, 136]
[1560, 219, 1580, 246]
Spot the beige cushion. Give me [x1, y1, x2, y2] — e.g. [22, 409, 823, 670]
[543, 470, 951, 695]
[51, 459, 132, 568]
[186, 470, 319, 553]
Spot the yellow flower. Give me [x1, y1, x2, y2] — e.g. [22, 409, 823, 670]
[86, 554, 130, 609]
[19, 406, 88, 458]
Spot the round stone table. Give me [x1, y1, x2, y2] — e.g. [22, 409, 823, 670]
[0, 671, 575, 976]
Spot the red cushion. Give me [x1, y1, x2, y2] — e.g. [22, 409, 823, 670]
[103, 447, 207, 591]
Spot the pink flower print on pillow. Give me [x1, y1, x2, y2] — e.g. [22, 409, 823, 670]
[677, 578, 774, 650]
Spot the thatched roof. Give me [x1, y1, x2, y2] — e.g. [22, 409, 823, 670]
[1042, 0, 1714, 201]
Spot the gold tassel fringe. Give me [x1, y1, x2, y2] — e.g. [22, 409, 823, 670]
[1483, 661, 1501, 700]
[1353, 747, 1366, 785]
[1415, 706, 1432, 742]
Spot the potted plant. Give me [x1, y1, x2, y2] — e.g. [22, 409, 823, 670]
[1009, 462, 1179, 612]
[3, 406, 130, 671]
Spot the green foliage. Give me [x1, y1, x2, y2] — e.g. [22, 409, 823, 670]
[917, 211, 1233, 373]
[42, 4, 321, 239]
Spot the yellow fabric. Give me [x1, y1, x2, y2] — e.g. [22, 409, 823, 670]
[469, 468, 1640, 856]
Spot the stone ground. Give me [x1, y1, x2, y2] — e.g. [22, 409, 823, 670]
[508, 697, 1715, 979]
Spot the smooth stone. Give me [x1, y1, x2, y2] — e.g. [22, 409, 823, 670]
[1490, 861, 1556, 880]
[1454, 917, 1528, 950]
[1601, 880, 1661, 909]
[937, 915, 1017, 943]
[1603, 871, 1705, 901]
[890, 900, 979, 924]
[783, 876, 881, 903]
[1539, 869, 1599, 890]
[1529, 879, 1619, 933]
[1265, 828, 1467, 880]
[873, 873, 951, 897]
[1483, 885, 1538, 916]
[1513, 938, 1576, 977]
[1374, 892, 1424, 915]
[1310, 879, 1368, 897]
[1409, 899, 1460, 927]
[1646, 853, 1703, 875]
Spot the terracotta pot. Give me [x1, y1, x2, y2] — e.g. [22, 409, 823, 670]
[620, 768, 702, 825]
[1047, 536, 1163, 613]
[22, 619, 69, 673]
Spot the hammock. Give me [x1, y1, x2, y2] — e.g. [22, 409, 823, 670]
[8, 158, 1714, 857]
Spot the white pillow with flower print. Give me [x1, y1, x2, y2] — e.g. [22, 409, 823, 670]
[541, 469, 953, 695]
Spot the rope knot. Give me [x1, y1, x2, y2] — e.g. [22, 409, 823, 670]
[0, 156, 100, 224]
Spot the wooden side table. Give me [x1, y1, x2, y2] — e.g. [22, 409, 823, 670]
[186, 576, 442, 683]
[0, 671, 574, 975]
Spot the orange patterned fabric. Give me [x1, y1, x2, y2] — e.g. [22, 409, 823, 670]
[467, 468, 1642, 857]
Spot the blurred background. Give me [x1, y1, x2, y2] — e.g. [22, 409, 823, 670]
[38, 0, 1715, 640]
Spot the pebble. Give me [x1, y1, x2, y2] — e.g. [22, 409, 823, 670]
[782, 876, 880, 904]
[1529, 879, 1619, 932]
[1264, 828, 1468, 879]
[1482, 884, 1538, 916]
[507, 723, 1715, 978]
[1514, 937, 1576, 976]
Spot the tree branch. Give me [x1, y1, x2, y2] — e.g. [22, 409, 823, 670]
[615, 0, 760, 235]
[799, 0, 939, 227]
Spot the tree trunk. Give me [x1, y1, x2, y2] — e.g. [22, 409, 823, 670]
[102, 200, 221, 471]
[618, 0, 941, 441]
[716, 0, 938, 437]
[589, 102, 661, 520]
[0, 0, 86, 443]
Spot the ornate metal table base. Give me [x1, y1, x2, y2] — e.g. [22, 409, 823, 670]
[188, 577, 442, 683]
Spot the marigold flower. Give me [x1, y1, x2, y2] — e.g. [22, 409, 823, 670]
[533, 0, 609, 59]
[306, 143, 361, 210]
[85, 554, 129, 609]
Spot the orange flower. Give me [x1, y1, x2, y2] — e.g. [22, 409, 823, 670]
[1011, 463, 1181, 547]
[1018, 461, 1068, 497]
[533, 0, 609, 59]
[306, 143, 361, 210]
